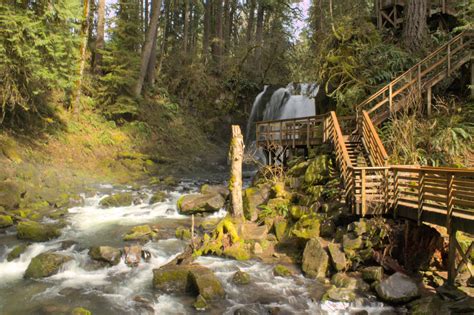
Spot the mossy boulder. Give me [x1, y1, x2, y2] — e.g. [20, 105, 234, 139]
[71, 307, 92, 315]
[348, 220, 367, 236]
[343, 234, 363, 252]
[7, 243, 29, 261]
[0, 180, 22, 209]
[99, 193, 133, 208]
[178, 193, 225, 214]
[189, 267, 225, 300]
[200, 184, 229, 199]
[223, 242, 251, 261]
[322, 287, 356, 302]
[328, 243, 347, 272]
[153, 264, 226, 300]
[273, 218, 288, 241]
[304, 155, 330, 185]
[17, 221, 61, 242]
[292, 215, 321, 240]
[273, 264, 292, 277]
[302, 238, 328, 279]
[243, 185, 271, 221]
[89, 246, 121, 265]
[0, 215, 13, 228]
[163, 176, 177, 187]
[232, 270, 251, 285]
[175, 226, 192, 240]
[362, 266, 384, 282]
[375, 272, 420, 303]
[305, 185, 324, 201]
[149, 191, 167, 204]
[320, 220, 336, 238]
[288, 161, 309, 177]
[331, 273, 358, 289]
[123, 225, 157, 242]
[24, 252, 72, 278]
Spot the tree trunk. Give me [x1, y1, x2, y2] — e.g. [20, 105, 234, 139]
[213, 0, 223, 65]
[402, 0, 428, 52]
[203, 0, 211, 57]
[223, 0, 230, 52]
[229, 125, 244, 218]
[94, 0, 106, 74]
[145, 0, 149, 32]
[183, 0, 189, 53]
[255, 1, 264, 68]
[73, 0, 91, 113]
[229, 0, 237, 47]
[134, 0, 163, 96]
[246, 0, 256, 44]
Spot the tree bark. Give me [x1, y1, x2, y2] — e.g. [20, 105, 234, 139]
[203, 0, 211, 58]
[229, 125, 244, 218]
[134, 0, 163, 96]
[255, 1, 264, 68]
[212, 0, 223, 65]
[223, 0, 230, 52]
[183, 0, 190, 53]
[145, 0, 149, 32]
[402, 0, 428, 52]
[73, 0, 91, 113]
[246, 0, 256, 44]
[94, 0, 106, 74]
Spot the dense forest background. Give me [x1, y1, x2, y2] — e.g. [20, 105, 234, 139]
[0, 0, 473, 184]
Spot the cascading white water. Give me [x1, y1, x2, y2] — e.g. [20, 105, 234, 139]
[0, 182, 395, 314]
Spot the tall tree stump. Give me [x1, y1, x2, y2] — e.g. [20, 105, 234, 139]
[229, 125, 244, 218]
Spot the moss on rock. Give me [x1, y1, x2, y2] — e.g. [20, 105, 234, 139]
[7, 243, 29, 261]
[232, 270, 251, 285]
[273, 264, 292, 277]
[149, 191, 167, 204]
[99, 193, 133, 208]
[71, 307, 92, 315]
[0, 215, 14, 228]
[175, 226, 192, 240]
[123, 225, 157, 242]
[24, 252, 72, 278]
[17, 221, 61, 242]
[291, 215, 321, 240]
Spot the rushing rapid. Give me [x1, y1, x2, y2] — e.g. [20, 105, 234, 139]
[0, 182, 395, 314]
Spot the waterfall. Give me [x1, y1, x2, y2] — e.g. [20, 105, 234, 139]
[245, 83, 319, 144]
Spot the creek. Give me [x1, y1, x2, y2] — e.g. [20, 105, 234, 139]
[0, 181, 395, 314]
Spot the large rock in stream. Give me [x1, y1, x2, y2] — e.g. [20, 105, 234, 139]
[89, 246, 121, 265]
[99, 193, 133, 208]
[375, 272, 420, 303]
[243, 184, 271, 221]
[153, 264, 225, 301]
[24, 252, 72, 278]
[177, 193, 225, 214]
[17, 221, 61, 242]
[302, 238, 329, 279]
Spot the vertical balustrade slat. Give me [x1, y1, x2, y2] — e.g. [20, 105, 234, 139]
[361, 169, 366, 217]
[447, 43, 451, 76]
[446, 172, 454, 233]
[418, 170, 425, 226]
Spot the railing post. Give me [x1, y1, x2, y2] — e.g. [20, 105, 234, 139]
[417, 170, 425, 226]
[384, 168, 389, 213]
[446, 172, 454, 233]
[361, 168, 366, 217]
[393, 168, 399, 218]
[280, 121, 283, 147]
[306, 118, 310, 148]
[448, 226, 458, 285]
[292, 121, 296, 148]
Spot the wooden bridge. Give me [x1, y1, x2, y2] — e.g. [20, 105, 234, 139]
[255, 30, 474, 285]
[375, 0, 458, 29]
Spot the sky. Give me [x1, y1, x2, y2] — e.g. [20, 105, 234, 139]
[293, 0, 311, 38]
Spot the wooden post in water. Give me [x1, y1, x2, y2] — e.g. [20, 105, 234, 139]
[229, 125, 244, 218]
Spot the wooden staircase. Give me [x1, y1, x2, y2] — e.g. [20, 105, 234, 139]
[357, 30, 473, 126]
[344, 135, 371, 167]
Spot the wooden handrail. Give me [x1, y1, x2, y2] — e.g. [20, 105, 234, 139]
[359, 110, 389, 166]
[356, 30, 473, 124]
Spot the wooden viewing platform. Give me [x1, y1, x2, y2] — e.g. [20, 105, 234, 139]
[375, 0, 458, 29]
[255, 30, 474, 285]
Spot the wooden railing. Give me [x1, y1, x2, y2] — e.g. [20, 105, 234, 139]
[323, 112, 353, 197]
[359, 111, 389, 167]
[256, 115, 326, 148]
[356, 31, 473, 125]
[352, 165, 474, 231]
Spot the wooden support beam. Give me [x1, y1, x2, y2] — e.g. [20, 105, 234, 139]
[361, 169, 367, 217]
[448, 226, 457, 285]
[471, 59, 474, 100]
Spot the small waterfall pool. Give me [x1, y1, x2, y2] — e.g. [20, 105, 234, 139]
[0, 182, 395, 314]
